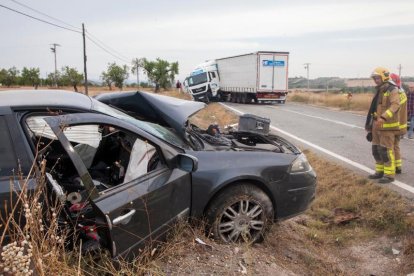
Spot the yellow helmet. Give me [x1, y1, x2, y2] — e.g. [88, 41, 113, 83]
[371, 67, 390, 82]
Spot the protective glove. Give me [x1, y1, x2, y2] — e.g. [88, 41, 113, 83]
[366, 132, 372, 142]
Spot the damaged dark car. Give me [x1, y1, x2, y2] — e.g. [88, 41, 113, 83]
[0, 90, 316, 259]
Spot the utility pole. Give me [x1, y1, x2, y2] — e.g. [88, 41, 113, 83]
[304, 63, 310, 92]
[132, 58, 142, 88]
[82, 23, 89, 95]
[50, 43, 60, 87]
[398, 64, 402, 78]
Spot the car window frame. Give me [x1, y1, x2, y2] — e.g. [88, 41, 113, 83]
[39, 113, 179, 198]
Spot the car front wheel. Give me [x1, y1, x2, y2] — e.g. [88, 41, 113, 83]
[206, 184, 274, 243]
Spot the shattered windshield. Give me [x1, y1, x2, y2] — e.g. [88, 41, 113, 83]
[92, 100, 189, 149]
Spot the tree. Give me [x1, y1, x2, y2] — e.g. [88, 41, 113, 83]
[46, 72, 62, 87]
[0, 69, 7, 86]
[101, 63, 129, 90]
[142, 58, 179, 92]
[61, 66, 84, 92]
[131, 58, 144, 88]
[101, 71, 112, 90]
[2, 67, 19, 87]
[21, 67, 40, 89]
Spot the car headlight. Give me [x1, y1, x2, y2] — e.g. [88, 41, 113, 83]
[289, 154, 311, 173]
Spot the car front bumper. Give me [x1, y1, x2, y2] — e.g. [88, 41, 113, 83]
[273, 168, 317, 220]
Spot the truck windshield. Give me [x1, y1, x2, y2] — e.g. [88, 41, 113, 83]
[188, 73, 208, 86]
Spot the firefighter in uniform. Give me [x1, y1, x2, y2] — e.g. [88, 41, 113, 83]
[390, 73, 407, 174]
[368, 67, 401, 183]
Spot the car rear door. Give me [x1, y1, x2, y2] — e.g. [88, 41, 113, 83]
[44, 113, 192, 258]
[0, 108, 35, 242]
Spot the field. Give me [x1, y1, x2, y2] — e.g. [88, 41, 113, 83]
[1, 88, 414, 275]
[288, 91, 373, 112]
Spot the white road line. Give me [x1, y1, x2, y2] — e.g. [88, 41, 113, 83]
[220, 103, 414, 195]
[280, 105, 414, 143]
[282, 109, 365, 130]
[288, 102, 366, 117]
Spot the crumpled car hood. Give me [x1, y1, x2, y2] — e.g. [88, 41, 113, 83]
[95, 91, 205, 138]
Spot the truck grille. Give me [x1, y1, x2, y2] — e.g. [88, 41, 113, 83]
[192, 86, 206, 93]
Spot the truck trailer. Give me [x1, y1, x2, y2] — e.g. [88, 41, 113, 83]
[185, 51, 289, 104]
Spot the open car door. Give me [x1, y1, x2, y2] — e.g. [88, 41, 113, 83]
[42, 113, 193, 258]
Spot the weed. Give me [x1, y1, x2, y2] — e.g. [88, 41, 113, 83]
[305, 151, 414, 246]
[288, 91, 373, 111]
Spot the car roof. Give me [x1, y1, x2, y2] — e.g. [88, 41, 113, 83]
[0, 90, 93, 110]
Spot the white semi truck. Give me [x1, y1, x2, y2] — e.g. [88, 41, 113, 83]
[184, 51, 289, 104]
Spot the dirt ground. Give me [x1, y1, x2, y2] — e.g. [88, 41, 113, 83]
[2, 87, 413, 275]
[154, 216, 410, 276]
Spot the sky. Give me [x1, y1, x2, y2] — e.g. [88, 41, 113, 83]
[1, 0, 414, 83]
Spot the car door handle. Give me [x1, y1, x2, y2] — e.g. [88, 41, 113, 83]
[113, 209, 136, 225]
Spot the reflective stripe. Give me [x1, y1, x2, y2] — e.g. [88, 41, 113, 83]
[385, 110, 393, 118]
[389, 149, 395, 163]
[400, 93, 407, 104]
[383, 122, 400, 128]
[384, 91, 390, 96]
[384, 149, 396, 176]
[375, 163, 384, 172]
[395, 159, 402, 167]
[399, 123, 407, 129]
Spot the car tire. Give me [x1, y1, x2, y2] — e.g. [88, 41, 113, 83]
[206, 184, 274, 243]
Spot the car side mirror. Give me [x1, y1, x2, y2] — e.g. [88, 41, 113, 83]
[176, 153, 198, 173]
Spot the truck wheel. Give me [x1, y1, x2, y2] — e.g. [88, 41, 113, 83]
[216, 92, 222, 102]
[206, 184, 274, 243]
[205, 91, 213, 103]
[241, 93, 247, 104]
[236, 94, 241, 103]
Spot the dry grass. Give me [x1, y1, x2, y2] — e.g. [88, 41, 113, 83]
[305, 150, 414, 242]
[288, 91, 373, 111]
[2, 89, 414, 275]
[189, 103, 239, 129]
[0, 162, 80, 275]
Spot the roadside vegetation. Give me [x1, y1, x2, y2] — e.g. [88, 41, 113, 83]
[288, 91, 373, 112]
[0, 57, 179, 93]
[1, 90, 413, 275]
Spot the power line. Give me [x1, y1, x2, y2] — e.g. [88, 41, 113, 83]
[1, 2, 132, 64]
[0, 3, 81, 33]
[7, 0, 81, 31]
[86, 34, 130, 63]
[86, 31, 130, 61]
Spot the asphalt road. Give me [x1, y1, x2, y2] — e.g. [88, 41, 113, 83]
[221, 102, 414, 197]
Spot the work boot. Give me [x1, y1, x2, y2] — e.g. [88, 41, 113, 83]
[368, 172, 383, 179]
[378, 176, 394, 184]
[396, 167, 402, 174]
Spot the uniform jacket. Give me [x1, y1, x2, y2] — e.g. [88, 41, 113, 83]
[398, 88, 408, 135]
[376, 82, 400, 131]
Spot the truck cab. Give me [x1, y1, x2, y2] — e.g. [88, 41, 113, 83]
[186, 60, 220, 102]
